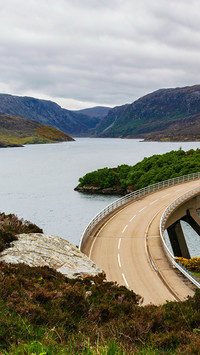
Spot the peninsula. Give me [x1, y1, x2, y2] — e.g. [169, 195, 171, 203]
[0, 113, 74, 147]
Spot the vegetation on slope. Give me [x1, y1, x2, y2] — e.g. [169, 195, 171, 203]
[0, 261, 200, 354]
[95, 85, 200, 140]
[76, 149, 200, 194]
[0, 113, 74, 147]
[0, 213, 199, 353]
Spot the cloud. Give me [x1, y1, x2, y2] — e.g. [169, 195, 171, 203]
[0, 0, 200, 109]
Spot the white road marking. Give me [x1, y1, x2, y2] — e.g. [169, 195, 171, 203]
[118, 238, 121, 250]
[139, 206, 146, 213]
[122, 225, 128, 234]
[162, 193, 170, 198]
[118, 253, 121, 268]
[122, 273, 129, 288]
[150, 199, 158, 205]
[130, 214, 136, 222]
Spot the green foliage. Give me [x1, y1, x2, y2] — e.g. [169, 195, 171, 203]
[79, 167, 120, 188]
[78, 149, 200, 191]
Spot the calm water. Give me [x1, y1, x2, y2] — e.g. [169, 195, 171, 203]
[0, 138, 200, 255]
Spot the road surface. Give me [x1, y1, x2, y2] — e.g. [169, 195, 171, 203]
[86, 180, 200, 305]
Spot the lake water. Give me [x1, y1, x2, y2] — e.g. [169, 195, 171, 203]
[0, 138, 200, 256]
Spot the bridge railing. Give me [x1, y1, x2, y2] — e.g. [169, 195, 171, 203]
[160, 187, 200, 288]
[79, 171, 200, 251]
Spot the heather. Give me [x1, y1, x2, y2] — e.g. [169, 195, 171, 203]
[0, 261, 199, 354]
[0, 213, 43, 252]
[0, 214, 199, 354]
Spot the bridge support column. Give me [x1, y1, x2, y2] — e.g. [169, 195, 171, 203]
[181, 209, 200, 236]
[167, 220, 191, 259]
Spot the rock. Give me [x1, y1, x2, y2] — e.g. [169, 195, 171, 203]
[75, 185, 126, 195]
[74, 186, 102, 193]
[0, 233, 102, 279]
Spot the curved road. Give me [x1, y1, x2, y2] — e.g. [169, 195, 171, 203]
[86, 180, 200, 305]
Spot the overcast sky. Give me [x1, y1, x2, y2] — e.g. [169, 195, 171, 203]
[1, 0, 200, 110]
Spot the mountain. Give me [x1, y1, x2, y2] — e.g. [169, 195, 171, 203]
[75, 106, 111, 119]
[94, 85, 200, 140]
[0, 113, 74, 147]
[0, 94, 104, 136]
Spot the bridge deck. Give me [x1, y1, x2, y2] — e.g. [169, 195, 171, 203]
[83, 180, 200, 305]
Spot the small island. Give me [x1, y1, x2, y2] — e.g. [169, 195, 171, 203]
[75, 148, 200, 195]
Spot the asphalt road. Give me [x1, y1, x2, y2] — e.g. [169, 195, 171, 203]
[85, 180, 200, 305]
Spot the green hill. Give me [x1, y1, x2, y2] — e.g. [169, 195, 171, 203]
[0, 113, 74, 147]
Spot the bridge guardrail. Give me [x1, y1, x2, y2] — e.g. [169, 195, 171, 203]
[160, 187, 200, 288]
[79, 171, 200, 252]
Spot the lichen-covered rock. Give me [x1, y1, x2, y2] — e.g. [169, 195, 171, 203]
[0, 233, 102, 278]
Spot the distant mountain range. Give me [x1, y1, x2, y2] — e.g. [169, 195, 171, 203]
[94, 85, 200, 141]
[0, 94, 110, 136]
[1, 85, 200, 141]
[75, 106, 111, 119]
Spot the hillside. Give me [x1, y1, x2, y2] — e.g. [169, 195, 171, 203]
[3, 86, 200, 140]
[0, 113, 74, 147]
[0, 94, 104, 136]
[95, 85, 200, 140]
[0, 213, 200, 354]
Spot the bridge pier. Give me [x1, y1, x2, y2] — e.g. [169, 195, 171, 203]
[181, 209, 200, 236]
[167, 207, 200, 259]
[167, 220, 191, 259]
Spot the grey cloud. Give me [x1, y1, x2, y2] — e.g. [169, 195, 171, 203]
[0, 0, 200, 108]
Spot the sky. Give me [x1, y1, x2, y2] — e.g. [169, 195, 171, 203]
[1, 0, 200, 110]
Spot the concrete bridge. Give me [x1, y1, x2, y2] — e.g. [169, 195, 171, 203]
[80, 173, 200, 305]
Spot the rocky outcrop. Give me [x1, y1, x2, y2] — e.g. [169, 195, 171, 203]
[0, 233, 102, 279]
[75, 185, 128, 195]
